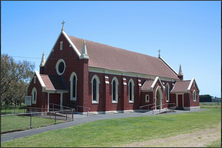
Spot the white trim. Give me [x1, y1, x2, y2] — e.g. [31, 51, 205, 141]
[27, 71, 46, 93]
[145, 94, 149, 102]
[91, 75, 100, 104]
[34, 76, 36, 84]
[150, 77, 165, 91]
[60, 93, 63, 110]
[184, 106, 200, 110]
[69, 72, 78, 101]
[60, 41, 63, 50]
[128, 78, 134, 103]
[187, 78, 194, 91]
[47, 93, 50, 112]
[31, 87, 37, 104]
[44, 31, 81, 69]
[35, 71, 46, 91]
[155, 86, 162, 110]
[111, 77, 119, 103]
[166, 83, 170, 102]
[61, 31, 81, 57]
[55, 59, 66, 75]
[159, 56, 178, 75]
[45, 90, 68, 93]
[88, 67, 180, 82]
[193, 90, 196, 102]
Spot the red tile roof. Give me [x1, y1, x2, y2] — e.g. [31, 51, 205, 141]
[171, 80, 191, 93]
[141, 80, 154, 91]
[40, 74, 68, 91]
[68, 35, 179, 79]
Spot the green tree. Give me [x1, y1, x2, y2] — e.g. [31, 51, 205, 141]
[1, 54, 35, 106]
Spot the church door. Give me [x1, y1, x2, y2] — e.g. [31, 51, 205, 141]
[178, 94, 183, 108]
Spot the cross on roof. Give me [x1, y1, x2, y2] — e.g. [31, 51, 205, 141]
[158, 49, 161, 57]
[62, 20, 65, 31]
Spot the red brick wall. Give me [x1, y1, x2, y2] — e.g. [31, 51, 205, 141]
[141, 92, 154, 109]
[87, 72, 149, 112]
[184, 93, 190, 107]
[42, 33, 87, 108]
[189, 82, 199, 107]
[27, 73, 45, 111]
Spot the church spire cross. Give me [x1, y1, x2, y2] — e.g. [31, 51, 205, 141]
[158, 49, 161, 58]
[61, 20, 65, 31]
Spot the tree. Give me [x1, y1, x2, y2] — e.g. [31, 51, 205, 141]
[1, 54, 35, 106]
[199, 94, 212, 102]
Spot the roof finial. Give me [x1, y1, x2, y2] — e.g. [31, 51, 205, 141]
[80, 40, 89, 59]
[40, 52, 45, 67]
[158, 49, 161, 58]
[62, 20, 65, 31]
[178, 64, 183, 75]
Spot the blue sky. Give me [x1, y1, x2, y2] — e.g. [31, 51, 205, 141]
[1, 1, 221, 97]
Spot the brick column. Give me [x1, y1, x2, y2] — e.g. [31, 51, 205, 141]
[104, 76, 110, 112]
[82, 59, 89, 112]
[122, 77, 128, 112]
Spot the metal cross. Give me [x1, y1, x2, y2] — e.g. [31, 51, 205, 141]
[62, 21, 65, 28]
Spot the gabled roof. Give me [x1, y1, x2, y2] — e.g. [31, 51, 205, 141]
[141, 77, 165, 91]
[40, 74, 68, 93]
[68, 35, 179, 80]
[171, 80, 191, 93]
[171, 78, 199, 93]
[141, 80, 154, 91]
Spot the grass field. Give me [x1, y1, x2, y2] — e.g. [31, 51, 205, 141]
[1, 115, 64, 133]
[1, 106, 27, 115]
[1, 107, 221, 147]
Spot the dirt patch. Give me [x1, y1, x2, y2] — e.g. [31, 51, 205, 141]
[121, 126, 221, 147]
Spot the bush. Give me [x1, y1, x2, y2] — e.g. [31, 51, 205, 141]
[19, 105, 27, 109]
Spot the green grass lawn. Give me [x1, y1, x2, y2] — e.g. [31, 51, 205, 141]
[1, 107, 221, 147]
[1, 108, 27, 115]
[1, 115, 64, 133]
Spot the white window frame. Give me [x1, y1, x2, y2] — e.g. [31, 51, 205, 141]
[91, 75, 100, 104]
[111, 77, 119, 103]
[60, 41, 63, 50]
[70, 72, 77, 101]
[128, 79, 134, 103]
[193, 90, 196, 102]
[145, 94, 149, 102]
[166, 83, 170, 102]
[55, 59, 66, 75]
[31, 87, 37, 104]
[34, 76, 36, 84]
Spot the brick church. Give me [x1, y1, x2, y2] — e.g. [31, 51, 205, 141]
[27, 23, 200, 114]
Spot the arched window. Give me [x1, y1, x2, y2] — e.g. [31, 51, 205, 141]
[128, 79, 134, 103]
[91, 75, 100, 103]
[70, 72, 77, 101]
[166, 83, 170, 102]
[145, 94, 149, 102]
[112, 77, 119, 103]
[193, 90, 196, 102]
[32, 87, 37, 104]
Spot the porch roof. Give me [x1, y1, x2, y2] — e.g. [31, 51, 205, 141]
[40, 74, 68, 93]
[171, 80, 191, 93]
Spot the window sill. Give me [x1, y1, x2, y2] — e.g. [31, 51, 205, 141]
[112, 101, 118, 104]
[129, 101, 134, 103]
[92, 101, 99, 104]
